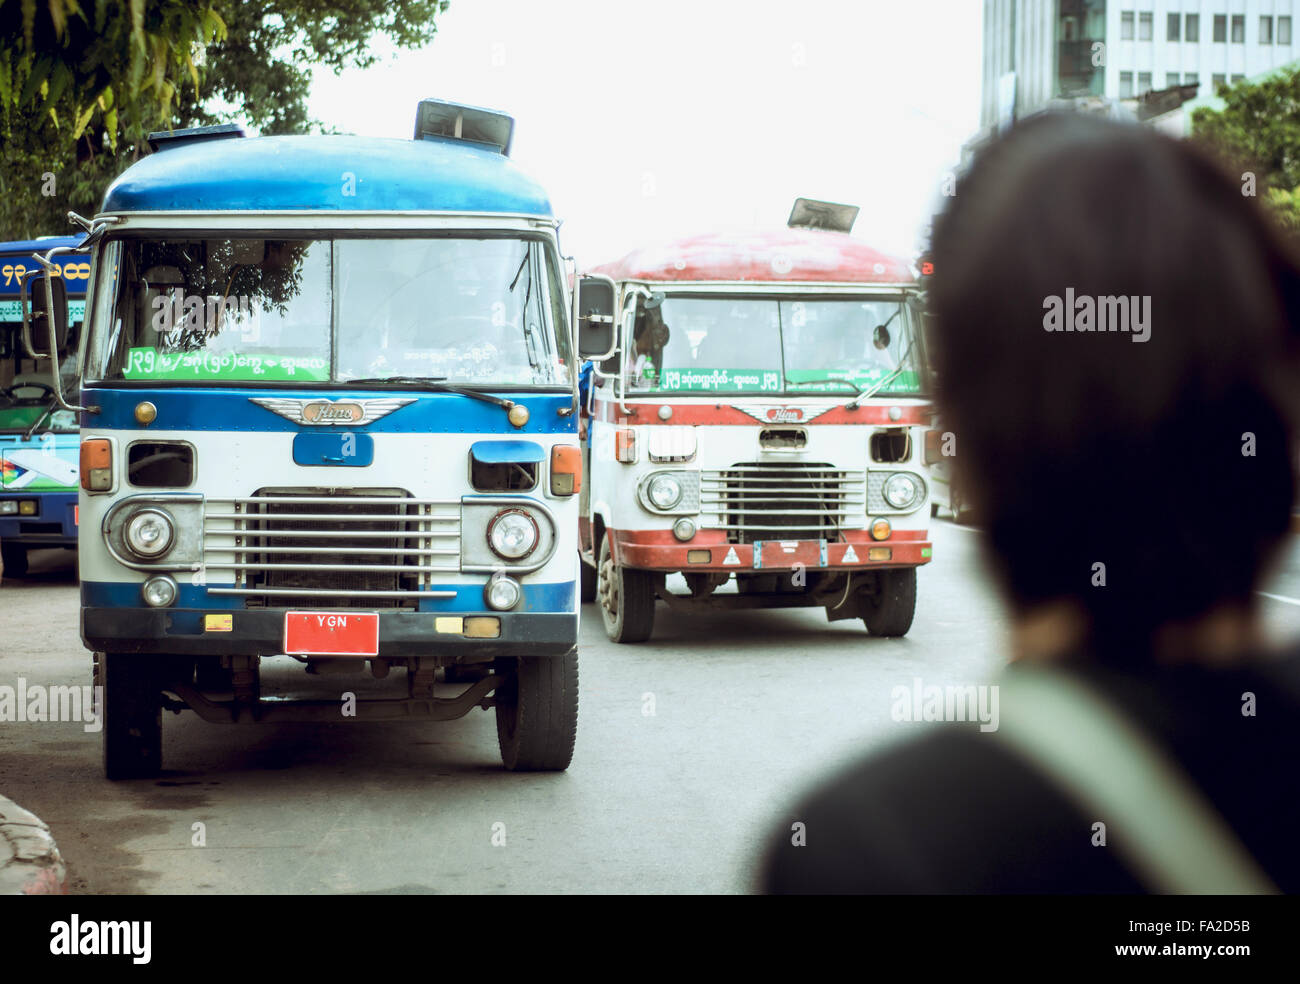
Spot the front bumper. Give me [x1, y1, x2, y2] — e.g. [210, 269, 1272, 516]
[81, 607, 578, 659]
[611, 528, 932, 573]
[0, 492, 78, 545]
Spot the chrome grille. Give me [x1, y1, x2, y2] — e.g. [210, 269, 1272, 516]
[700, 463, 866, 544]
[201, 488, 460, 609]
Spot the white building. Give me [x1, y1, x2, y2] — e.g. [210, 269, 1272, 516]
[980, 0, 1300, 135]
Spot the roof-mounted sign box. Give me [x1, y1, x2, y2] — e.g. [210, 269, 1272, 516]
[787, 198, 859, 233]
[414, 99, 515, 156]
[147, 123, 247, 153]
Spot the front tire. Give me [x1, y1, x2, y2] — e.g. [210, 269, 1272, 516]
[596, 536, 656, 643]
[495, 648, 578, 771]
[100, 652, 162, 780]
[862, 568, 917, 637]
[579, 552, 597, 603]
[1, 541, 28, 579]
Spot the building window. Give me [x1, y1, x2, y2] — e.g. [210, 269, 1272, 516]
[1120, 71, 1134, 98]
[1214, 14, 1227, 42]
[1139, 12, 1154, 41]
[1281, 16, 1293, 45]
[1213, 72, 1227, 91]
[1231, 73, 1245, 84]
[1187, 14, 1200, 42]
[1121, 11, 1135, 40]
[1232, 15, 1245, 43]
[1055, 5, 1107, 98]
[1184, 72, 1199, 86]
[1167, 13, 1181, 41]
[1165, 71, 1179, 88]
[1261, 16, 1274, 44]
[1138, 71, 1152, 94]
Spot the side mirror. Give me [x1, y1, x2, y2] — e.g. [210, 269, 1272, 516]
[873, 324, 891, 351]
[21, 269, 69, 360]
[576, 274, 617, 360]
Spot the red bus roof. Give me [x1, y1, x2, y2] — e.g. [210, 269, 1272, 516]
[590, 229, 915, 285]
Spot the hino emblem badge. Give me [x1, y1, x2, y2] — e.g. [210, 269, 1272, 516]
[249, 397, 417, 426]
[733, 405, 832, 424]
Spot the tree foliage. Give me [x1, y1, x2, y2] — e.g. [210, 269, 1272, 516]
[1191, 66, 1300, 241]
[0, 0, 450, 239]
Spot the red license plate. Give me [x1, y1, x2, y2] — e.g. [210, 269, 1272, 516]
[283, 611, 379, 656]
[758, 540, 824, 570]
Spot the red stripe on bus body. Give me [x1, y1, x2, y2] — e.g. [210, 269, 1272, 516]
[607, 527, 932, 571]
[608, 528, 928, 546]
[590, 400, 932, 426]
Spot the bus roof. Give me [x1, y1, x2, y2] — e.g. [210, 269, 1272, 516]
[0, 235, 86, 255]
[101, 134, 553, 217]
[591, 229, 915, 285]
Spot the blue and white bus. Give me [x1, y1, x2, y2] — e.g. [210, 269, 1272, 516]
[0, 235, 87, 577]
[22, 101, 611, 777]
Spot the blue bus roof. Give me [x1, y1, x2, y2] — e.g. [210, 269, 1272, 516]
[0, 235, 86, 254]
[101, 134, 553, 217]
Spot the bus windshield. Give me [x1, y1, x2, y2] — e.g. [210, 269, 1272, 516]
[1, 249, 84, 436]
[0, 382, 78, 435]
[627, 294, 925, 396]
[87, 236, 572, 387]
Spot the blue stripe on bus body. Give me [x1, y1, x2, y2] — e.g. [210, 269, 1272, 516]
[81, 579, 575, 614]
[81, 387, 576, 435]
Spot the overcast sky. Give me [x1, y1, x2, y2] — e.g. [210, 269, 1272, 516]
[307, 0, 982, 266]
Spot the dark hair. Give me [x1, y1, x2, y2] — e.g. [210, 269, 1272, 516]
[928, 113, 1300, 654]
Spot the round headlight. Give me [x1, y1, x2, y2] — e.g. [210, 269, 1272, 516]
[672, 517, 697, 541]
[883, 474, 919, 510]
[142, 575, 178, 608]
[485, 574, 523, 611]
[487, 509, 539, 560]
[125, 509, 175, 558]
[647, 473, 683, 510]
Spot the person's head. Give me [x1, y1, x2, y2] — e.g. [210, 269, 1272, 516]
[634, 294, 670, 357]
[929, 113, 1300, 658]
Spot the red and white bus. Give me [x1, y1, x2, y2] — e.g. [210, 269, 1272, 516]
[577, 202, 933, 642]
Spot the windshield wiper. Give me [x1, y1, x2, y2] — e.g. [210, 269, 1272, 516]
[344, 376, 517, 410]
[22, 398, 57, 441]
[846, 367, 909, 409]
[845, 308, 920, 409]
[847, 342, 919, 409]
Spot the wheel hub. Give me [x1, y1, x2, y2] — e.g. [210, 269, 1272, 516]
[598, 555, 619, 616]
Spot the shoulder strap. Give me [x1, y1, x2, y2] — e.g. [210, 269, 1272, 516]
[993, 667, 1278, 894]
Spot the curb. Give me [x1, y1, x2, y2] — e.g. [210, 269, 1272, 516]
[0, 795, 67, 895]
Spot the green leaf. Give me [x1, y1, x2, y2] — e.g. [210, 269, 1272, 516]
[45, 60, 70, 107]
[104, 104, 118, 151]
[129, 0, 145, 50]
[21, 0, 36, 49]
[184, 48, 199, 100]
[17, 55, 50, 106]
[71, 100, 94, 139]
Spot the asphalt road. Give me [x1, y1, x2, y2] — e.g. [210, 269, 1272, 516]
[4, 520, 1300, 894]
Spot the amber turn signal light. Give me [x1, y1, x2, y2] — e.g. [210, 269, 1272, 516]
[550, 444, 582, 495]
[615, 428, 636, 463]
[81, 438, 112, 492]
